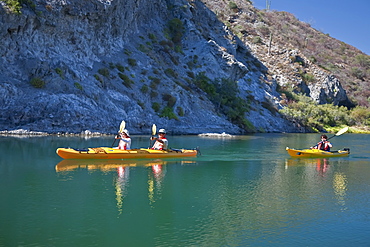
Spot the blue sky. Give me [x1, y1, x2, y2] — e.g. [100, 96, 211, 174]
[252, 0, 369, 55]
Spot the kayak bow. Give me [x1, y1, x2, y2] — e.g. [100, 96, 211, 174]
[286, 147, 350, 158]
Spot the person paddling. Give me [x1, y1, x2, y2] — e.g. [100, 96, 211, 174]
[312, 134, 332, 151]
[116, 129, 131, 150]
[150, 129, 168, 150]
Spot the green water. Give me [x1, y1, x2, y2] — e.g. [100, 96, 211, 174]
[1, 133, 370, 246]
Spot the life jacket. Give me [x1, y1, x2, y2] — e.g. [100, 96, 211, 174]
[119, 137, 131, 150]
[152, 137, 167, 150]
[317, 141, 330, 151]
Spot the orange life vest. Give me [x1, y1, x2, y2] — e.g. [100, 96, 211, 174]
[317, 141, 330, 151]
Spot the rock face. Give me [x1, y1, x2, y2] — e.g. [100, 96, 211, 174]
[0, 0, 343, 134]
[307, 75, 353, 106]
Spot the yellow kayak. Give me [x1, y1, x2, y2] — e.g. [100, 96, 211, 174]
[56, 147, 198, 159]
[286, 147, 350, 158]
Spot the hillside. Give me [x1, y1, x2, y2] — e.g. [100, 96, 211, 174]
[203, 0, 369, 107]
[1, 0, 367, 134]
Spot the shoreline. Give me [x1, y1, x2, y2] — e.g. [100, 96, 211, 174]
[1, 126, 370, 137]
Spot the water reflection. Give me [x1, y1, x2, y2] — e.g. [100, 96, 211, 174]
[285, 158, 331, 175]
[285, 158, 348, 210]
[333, 173, 347, 209]
[316, 158, 329, 174]
[115, 166, 130, 215]
[55, 159, 197, 213]
[148, 163, 166, 205]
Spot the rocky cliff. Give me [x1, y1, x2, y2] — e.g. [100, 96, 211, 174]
[0, 0, 349, 134]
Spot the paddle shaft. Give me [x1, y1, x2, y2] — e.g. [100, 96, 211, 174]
[150, 124, 156, 148]
[112, 120, 126, 148]
[111, 136, 118, 147]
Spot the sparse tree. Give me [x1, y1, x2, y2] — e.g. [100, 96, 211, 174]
[266, 0, 271, 11]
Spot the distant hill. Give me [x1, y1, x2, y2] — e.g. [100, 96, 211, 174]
[202, 0, 369, 107]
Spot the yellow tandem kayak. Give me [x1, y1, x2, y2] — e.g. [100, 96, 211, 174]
[286, 147, 350, 158]
[56, 147, 198, 159]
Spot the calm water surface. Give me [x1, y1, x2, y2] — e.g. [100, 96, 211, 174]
[1, 133, 370, 246]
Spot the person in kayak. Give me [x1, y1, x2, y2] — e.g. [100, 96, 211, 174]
[116, 129, 131, 150]
[312, 134, 332, 151]
[151, 128, 168, 150]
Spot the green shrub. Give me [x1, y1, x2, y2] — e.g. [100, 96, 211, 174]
[164, 68, 178, 78]
[301, 72, 315, 83]
[187, 71, 195, 78]
[213, 78, 250, 128]
[98, 68, 110, 78]
[279, 93, 355, 130]
[94, 74, 103, 84]
[116, 64, 125, 72]
[109, 63, 115, 69]
[192, 74, 251, 130]
[150, 91, 158, 98]
[149, 77, 161, 89]
[138, 44, 150, 53]
[4, 0, 22, 14]
[118, 73, 134, 88]
[152, 102, 161, 112]
[167, 18, 184, 46]
[355, 54, 370, 68]
[308, 56, 317, 64]
[351, 67, 366, 80]
[162, 93, 177, 107]
[148, 33, 157, 41]
[228, 1, 238, 10]
[138, 101, 145, 109]
[55, 68, 64, 78]
[124, 49, 132, 56]
[30, 77, 45, 88]
[160, 106, 179, 120]
[74, 82, 83, 90]
[193, 72, 216, 96]
[252, 36, 262, 44]
[128, 58, 137, 67]
[349, 106, 370, 125]
[141, 85, 149, 93]
[159, 40, 174, 52]
[177, 106, 184, 116]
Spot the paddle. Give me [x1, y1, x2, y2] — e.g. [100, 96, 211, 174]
[111, 120, 126, 147]
[150, 124, 156, 148]
[311, 126, 349, 148]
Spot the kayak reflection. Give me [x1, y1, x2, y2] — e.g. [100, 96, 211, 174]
[285, 158, 331, 174]
[55, 159, 197, 214]
[55, 158, 197, 172]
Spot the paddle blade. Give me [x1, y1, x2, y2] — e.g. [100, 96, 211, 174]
[152, 124, 156, 136]
[119, 120, 126, 133]
[335, 126, 349, 136]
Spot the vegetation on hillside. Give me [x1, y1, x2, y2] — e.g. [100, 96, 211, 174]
[2, 0, 35, 13]
[280, 93, 370, 132]
[193, 72, 254, 131]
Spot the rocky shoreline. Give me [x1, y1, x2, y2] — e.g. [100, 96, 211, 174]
[0, 129, 108, 136]
[2, 126, 369, 137]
